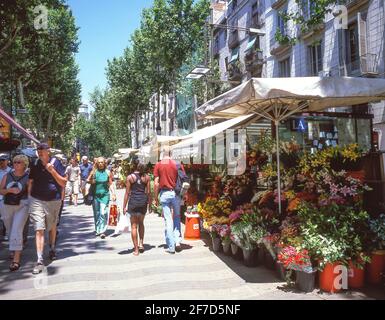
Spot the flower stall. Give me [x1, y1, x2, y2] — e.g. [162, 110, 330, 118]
[195, 138, 385, 293]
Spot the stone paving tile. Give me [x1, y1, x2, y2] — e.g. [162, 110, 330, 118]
[1, 189, 384, 300]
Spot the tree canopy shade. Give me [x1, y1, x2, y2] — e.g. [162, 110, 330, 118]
[0, 0, 81, 147]
[106, 0, 210, 135]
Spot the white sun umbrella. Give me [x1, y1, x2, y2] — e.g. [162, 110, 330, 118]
[196, 76, 385, 214]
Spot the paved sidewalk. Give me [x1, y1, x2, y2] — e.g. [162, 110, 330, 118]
[0, 189, 384, 300]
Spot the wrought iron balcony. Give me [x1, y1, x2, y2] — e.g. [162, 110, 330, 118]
[245, 49, 264, 69]
[227, 63, 242, 81]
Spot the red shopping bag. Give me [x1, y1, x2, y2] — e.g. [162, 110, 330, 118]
[109, 204, 118, 226]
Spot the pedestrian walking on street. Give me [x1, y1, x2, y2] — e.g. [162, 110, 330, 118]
[0, 155, 30, 271]
[87, 157, 116, 239]
[123, 160, 150, 256]
[28, 143, 67, 274]
[0, 153, 12, 241]
[153, 145, 185, 254]
[66, 158, 81, 206]
[80, 156, 92, 200]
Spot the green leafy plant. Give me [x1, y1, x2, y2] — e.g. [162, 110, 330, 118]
[297, 202, 370, 270]
[369, 214, 385, 250]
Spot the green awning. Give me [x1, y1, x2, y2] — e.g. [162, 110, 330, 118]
[245, 36, 257, 52]
[229, 47, 239, 63]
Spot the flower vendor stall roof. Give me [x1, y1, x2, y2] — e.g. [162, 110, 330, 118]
[0, 106, 40, 144]
[195, 76, 385, 214]
[171, 114, 257, 160]
[137, 134, 190, 163]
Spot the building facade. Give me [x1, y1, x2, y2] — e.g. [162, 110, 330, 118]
[212, 0, 385, 147]
[130, 93, 178, 148]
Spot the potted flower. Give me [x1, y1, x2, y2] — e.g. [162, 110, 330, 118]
[278, 246, 316, 292]
[279, 139, 301, 169]
[329, 144, 364, 172]
[209, 224, 222, 252]
[368, 214, 385, 285]
[219, 224, 232, 255]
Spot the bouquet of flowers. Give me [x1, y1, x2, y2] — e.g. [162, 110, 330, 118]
[219, 224, 231, 245]
[209, 224, 222, 239]
[277, 246, 314, 273]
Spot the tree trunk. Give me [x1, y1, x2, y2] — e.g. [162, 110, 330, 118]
[17, 78, 25, 108]
[46, 111, 54, 141]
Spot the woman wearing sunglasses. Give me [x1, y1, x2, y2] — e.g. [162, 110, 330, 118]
[87, 157, 116, 239]
[0, 155, 30, 271]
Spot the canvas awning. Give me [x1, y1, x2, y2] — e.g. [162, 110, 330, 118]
[245, 36, 257, 52]
[195, 76, 385, 214]
[0, 107, 40, 144]
[171, 114, 256, 160]
[196, 77, 385, 120]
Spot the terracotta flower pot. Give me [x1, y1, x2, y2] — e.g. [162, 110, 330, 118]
[367, 250, 385, 285]
[319, 262, 347, 293]
[348, 260, 365, 289]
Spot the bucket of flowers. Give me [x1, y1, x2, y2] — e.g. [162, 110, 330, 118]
[277, 245, 316, 292]
[209, 224, 223, 252]
[219, 224, 231, 255]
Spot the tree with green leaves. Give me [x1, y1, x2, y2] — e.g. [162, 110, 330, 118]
[275, 0, 341, 45]
[0, 0, 81, 147]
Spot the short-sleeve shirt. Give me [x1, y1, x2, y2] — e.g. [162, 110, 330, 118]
[80, 163, 92, 181]
[0, 166, 11, 201]
[29, 158, 66, 201]
[153, 158, 185, 190]
[66, 165, 80, 182]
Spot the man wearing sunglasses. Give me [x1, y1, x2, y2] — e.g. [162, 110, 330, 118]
[28, 143, 67, 274]
[0, 153, 11, 241]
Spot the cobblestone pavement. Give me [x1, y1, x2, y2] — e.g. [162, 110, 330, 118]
[0, 189, 384, 300]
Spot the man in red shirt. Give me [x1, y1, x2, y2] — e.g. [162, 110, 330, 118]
[154, 145, 184, 254]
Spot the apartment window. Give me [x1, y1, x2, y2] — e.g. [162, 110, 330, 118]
[251, 2, 260, 27]
[279, 58, 290, 77]
[308, 42, 323, 76]
[346, 22, 360, 71]
[302, 0, 316, 20]
[277, 8, 287, 36]
[225, 57, 229, 72]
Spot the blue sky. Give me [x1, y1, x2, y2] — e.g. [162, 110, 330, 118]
[67, 0, 154, 105]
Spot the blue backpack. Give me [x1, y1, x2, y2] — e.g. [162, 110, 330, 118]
[174, 162, 189, 195]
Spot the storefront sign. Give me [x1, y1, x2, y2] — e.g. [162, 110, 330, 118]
[291, 118, 307, 132]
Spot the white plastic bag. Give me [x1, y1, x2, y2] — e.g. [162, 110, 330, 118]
[114, 209, 131, 235]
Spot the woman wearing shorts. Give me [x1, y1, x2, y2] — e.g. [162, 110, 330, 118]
[123, 161, 150, 256]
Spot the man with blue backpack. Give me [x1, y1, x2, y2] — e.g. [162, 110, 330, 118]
[154, 145, 189, 254]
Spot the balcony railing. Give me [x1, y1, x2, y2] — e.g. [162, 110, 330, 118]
[360, 53, 379, 76]
[245, 50, 263, 69]
[227, 63, 242, 81]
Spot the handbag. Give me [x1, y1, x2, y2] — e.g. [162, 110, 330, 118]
[108, 202, 118, 226]
[84, 184, 95, 206]
[4, 172, 27, 206]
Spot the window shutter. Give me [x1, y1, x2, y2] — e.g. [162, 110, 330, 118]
[357, 12, 368, 74]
